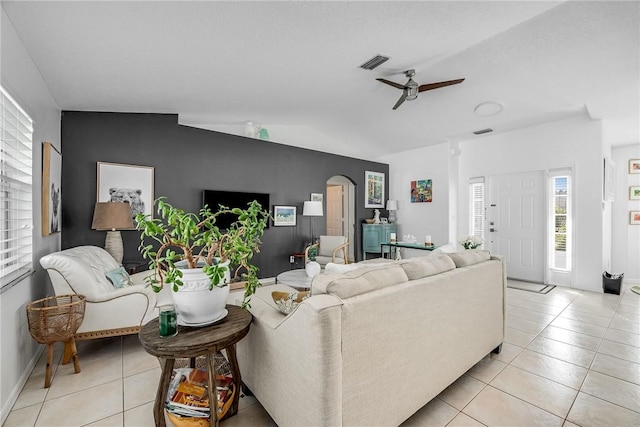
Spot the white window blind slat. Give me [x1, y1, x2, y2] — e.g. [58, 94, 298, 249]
[469, 181, 485, 242]
[1, 86, 34, 288]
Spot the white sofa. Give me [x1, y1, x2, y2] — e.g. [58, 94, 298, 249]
[236, 250, 506, 426]
[40, 246, 169, 340]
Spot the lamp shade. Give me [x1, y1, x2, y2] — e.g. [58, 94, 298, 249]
[386, 200, 398, 211]
[91, 202, 134, 230]
[303, 201, 323, 217]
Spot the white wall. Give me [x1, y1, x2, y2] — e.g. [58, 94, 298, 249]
[612, 144, 640, 284]
[0, 7, 61, 422]
[380, 115, 607, 292]
[378, 142, 451, 257]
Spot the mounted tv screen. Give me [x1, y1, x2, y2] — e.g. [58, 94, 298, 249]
[202, 190, 270, 230]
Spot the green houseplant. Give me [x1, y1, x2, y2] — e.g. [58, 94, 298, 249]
[136, 197, 269, 323]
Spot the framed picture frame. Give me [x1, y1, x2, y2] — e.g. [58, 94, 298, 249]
[97, 162, 154, 226]
[630, 159, 640, 174]
[631, 211, 640, 225]
[365, 171, 385, 208]
[273, 206, 296, 226]
[630, 186, 640, 201]
[42, 142, 62, 236]
[411, 179, 433, 203]
[311, 193, 323, 202]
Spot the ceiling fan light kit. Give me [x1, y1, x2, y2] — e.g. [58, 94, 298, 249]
[376, 69, 465, 110]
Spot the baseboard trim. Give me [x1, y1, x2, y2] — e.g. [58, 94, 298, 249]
[1, 345, 44, 425]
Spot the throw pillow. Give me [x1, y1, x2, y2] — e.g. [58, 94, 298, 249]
[325, 262, 361, 275]
[105, 266, 132, 289]
[272, 291, 309, 315]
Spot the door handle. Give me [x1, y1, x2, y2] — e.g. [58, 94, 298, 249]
[490, 228, 498, 232]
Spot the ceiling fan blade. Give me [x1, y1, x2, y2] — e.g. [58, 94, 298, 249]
[418, 78, 465, 92]
[392, 93, 408, 110]
[376, 78, 406, 90]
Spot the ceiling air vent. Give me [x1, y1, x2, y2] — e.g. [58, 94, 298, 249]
[360, 54, 390, 70]
[473, 128, 493, 135]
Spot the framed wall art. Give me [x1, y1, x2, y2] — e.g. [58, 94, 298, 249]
[42, 142, 62, 236]
[97, 162, 154, 224]
[410, 179, 433, 203]
[365, 171, 384, 208]
[630, 159, 640, 174]
[273, 206, 296, 226]
[631, 211, 640, 225]
[630, 186, 640, 201]
[311, 193, 323, 202]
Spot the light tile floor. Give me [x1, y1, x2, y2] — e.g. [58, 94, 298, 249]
[4, 282, 640, 427]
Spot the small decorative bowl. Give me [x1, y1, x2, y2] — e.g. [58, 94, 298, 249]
[365, 219, 376, 224]
[272, 291, 309, 315]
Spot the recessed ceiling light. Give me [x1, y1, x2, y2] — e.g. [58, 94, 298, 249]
[474, 101, 504, 116]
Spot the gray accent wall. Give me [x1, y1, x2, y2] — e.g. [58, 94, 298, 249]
[61, 112, 389, 278]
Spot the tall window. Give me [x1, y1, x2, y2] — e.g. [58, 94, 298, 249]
[1, 86, 34, 288]
[469, 178, 485, 242]
[549, 170, 571, 271]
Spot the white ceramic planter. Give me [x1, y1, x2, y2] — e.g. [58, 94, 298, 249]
[170, 262, 231, 326]
[305, 261, 321, 278]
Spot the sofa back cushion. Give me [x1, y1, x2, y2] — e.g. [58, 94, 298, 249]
[397, 254, 456, 280]
[318, 265, 409, 299]
[447, 250, 491, 268]
[318, 235, 347, 257]
[40, 246, 121, 295]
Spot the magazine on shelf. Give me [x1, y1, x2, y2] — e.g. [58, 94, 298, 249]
[165, 367, 234, 418]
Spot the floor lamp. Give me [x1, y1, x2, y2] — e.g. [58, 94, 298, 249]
[92, 202, 134, 264]
[303, 200, 323, 244]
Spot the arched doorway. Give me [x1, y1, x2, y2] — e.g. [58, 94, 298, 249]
[326, 175, 356, 261]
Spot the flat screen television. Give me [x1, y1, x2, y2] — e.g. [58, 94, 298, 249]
[202, 189, 270, 230]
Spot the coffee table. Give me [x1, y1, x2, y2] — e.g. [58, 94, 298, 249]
[138, 305, 251, 427]
[275, 269, 314, 291]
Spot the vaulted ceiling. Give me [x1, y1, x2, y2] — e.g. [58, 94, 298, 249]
[3, 1, 638, 160]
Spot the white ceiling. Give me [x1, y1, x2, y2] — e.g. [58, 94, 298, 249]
[3, 1, 638, 161]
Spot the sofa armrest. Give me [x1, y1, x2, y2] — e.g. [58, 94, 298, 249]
[237, 286, 344, 426]
[331, 242, 349, 264]
[84, 283, 151, 303]
[76, 284, 157, 334]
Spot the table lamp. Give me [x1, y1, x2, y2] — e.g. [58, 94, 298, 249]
[92, 202, 134, 264]
[386, 200, 398, 223]
[303, 200, 323, 244]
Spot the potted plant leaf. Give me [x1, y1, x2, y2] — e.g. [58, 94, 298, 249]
[136, 197, 270, 325]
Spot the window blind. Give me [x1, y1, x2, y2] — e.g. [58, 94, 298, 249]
[1, 86, 34, 288]
[469, 178, 485, 241]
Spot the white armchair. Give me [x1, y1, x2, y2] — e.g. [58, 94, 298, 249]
[39, 246, 170, 341]
[304, 235, 349, 266]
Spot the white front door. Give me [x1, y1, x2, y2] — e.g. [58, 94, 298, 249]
[487, 171, 545, 283]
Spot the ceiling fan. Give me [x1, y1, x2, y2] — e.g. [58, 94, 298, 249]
[376, 70, 465, 110]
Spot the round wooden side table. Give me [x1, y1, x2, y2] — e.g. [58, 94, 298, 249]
[139, 305, 252, 427]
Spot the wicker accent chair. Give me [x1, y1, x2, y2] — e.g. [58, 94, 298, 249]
[40, 246, 169, 342]
[304, 235, 349, 267]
